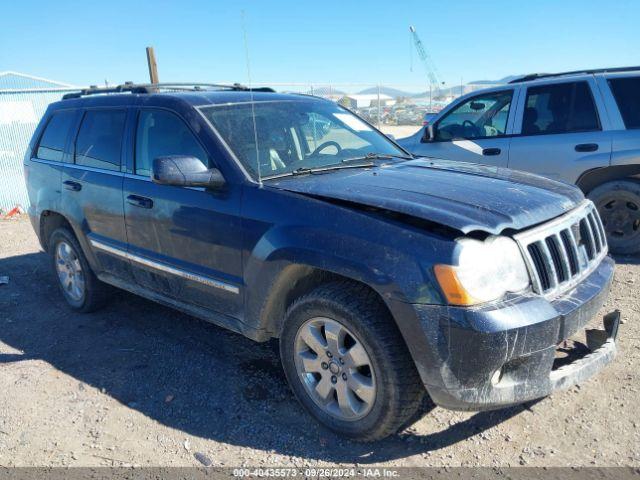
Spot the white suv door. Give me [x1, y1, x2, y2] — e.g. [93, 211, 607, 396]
[508, 78, 612, 184]
[409, 88, 519, 167]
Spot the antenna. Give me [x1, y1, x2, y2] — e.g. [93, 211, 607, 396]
[241, 10, 262, 184]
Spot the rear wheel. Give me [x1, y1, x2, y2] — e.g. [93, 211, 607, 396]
[279, 281, 425, 441]
[588, 180, 640, 255]
[49, 228, 110, 312]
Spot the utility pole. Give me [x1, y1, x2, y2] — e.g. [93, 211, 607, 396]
[146, 47, 159, 84]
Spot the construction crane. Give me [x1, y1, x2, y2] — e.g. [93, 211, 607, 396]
[409, 25, 443, 107]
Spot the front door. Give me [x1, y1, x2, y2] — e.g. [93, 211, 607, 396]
[123, 108, 243, 319]
[508, 80, 612, 184]
[413, 89, 517, 167]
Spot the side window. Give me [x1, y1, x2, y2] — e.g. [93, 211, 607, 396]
[522, 82, 600, 135]
[435, 90, 513, 141]
[75, 110, 126, 171]
[36, 110, 75, 161]
[135, 110, 208, 177]
[608, 77, 640, 129]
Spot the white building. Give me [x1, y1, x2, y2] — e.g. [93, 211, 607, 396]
[341, 94, 395, 109]
[0, 72, 78, 210]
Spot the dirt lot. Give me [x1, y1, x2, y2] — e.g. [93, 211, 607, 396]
[379, 125, 422, 140]
[0, 217, 639, 468]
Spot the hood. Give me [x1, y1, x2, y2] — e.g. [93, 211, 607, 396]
[266, 158, 584, 234]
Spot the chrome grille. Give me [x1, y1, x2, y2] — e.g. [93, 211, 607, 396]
[514, 200, 608, 297]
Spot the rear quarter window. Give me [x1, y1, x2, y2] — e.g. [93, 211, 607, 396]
[608, 77, 640, 129]
[75, 109, 126, 171]
[36, 110, 76, 161]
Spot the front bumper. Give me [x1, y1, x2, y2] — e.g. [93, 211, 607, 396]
[412, 255, 618, 411]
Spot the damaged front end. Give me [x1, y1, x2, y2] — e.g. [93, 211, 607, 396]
[266, 161, 619, 411]
[410, 200, 619, 411]
[414, 259, 618, 410]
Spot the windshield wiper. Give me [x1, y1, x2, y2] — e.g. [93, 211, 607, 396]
[263, 152, 412, 180]
[266, 162, 376, 179]
[291, 167, 313, 176]
[294, 162, 375, 175]
[340, 152, 414, 163]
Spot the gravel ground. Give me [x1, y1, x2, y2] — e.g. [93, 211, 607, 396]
[0, 217, 638, 468]
[378, 125, 422, 139]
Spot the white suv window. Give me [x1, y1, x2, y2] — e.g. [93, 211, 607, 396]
[522, 81, 600, 135]
[435, 90, 513, 141]
[608, 77, 640, 129]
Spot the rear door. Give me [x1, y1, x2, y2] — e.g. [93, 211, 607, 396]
[27, 109, 77, 221]
[508, 79, 612, 184]
[411, 88, 518, 167]
[599, 73, 640, 170]
[61, 107, 132, 280]
[123, 108, 243, 319]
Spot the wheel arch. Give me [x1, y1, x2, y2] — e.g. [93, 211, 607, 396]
[39, 210, 74, 252]
[576, 165, 640, 194]
[255, 260, 438, 389]
[258, 264, 393, 339]
[38, 209, 102, 272]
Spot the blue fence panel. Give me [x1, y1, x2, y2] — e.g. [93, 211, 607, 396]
[0, 89, 76, 210]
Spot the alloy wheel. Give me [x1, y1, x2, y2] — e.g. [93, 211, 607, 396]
[294, 317, 376, 421]
[55, 241, 85, 302]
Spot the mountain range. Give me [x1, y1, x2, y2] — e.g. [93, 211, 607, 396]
[356, 75, 520, 98]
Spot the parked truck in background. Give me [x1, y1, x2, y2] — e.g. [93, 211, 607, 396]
[398, 67, 640, 255]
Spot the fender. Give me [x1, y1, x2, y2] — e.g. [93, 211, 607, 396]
[242, 223, 447, 339]
[577, 164, 640, 194]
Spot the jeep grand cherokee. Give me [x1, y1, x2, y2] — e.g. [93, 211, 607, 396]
[24, 83, 620, 441]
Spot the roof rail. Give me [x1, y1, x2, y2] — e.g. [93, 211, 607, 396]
[62, 82, 275, 99]
[509, 66, 640, 84]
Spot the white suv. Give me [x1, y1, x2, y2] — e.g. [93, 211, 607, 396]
[398, 67, 640, 254]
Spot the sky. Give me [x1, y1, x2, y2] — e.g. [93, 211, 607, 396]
[1, 0, 638, 90]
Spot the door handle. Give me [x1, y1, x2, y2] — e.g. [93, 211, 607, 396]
[63, 180, 82, 192]
[126, 195, 154, 209]
[482, 148, 501, 156]
[575, 143, 599, 152]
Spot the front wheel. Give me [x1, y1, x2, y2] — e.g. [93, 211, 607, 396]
[279, 281, 425, 441]
[588, 179, 640, 255]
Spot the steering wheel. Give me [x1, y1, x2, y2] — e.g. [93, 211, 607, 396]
[311, 141, 342, 156]
[462, 120, 482, 137]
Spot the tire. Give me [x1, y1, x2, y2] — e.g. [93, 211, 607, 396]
[588, 179, 640, 255]
[279, 281, 425, 441]
[48, 227, 110, 312]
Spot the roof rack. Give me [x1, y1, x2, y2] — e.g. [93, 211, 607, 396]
[62, 82, 275, 100]
[509, 66, 640, 84]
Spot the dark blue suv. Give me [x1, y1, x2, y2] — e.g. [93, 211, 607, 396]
[25, 83, 620, 441]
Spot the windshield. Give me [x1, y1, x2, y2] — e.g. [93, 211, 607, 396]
[200, 100, 407, 180]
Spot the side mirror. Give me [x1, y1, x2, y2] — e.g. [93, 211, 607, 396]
[152, 155, 225, 189]
[421, 124, 435, 143]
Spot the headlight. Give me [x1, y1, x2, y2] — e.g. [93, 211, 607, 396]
[434, 236, 530, 306]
